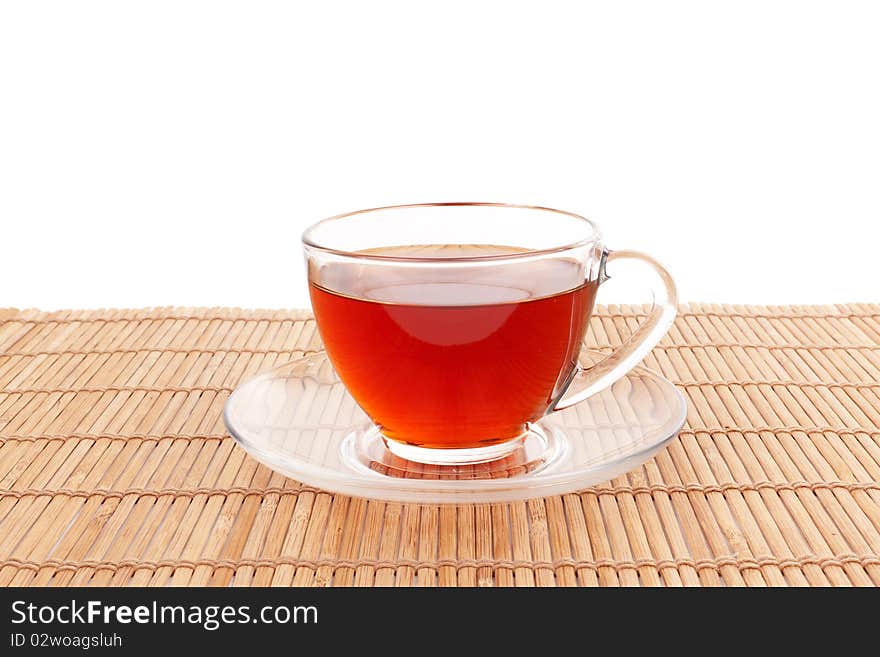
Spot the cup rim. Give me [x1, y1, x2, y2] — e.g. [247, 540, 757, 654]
[301, 202, 601, 263]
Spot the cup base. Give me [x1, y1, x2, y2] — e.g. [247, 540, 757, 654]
[382, 432, 527, 465]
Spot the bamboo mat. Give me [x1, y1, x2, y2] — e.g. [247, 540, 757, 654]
[0, 303, 879, 587]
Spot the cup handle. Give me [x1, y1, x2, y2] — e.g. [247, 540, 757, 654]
[549, 249, 678, 412]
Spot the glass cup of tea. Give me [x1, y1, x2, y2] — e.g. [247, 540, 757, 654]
[302, 203, 677, 466]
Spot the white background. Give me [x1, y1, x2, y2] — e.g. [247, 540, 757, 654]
[1, 1, 878, 311]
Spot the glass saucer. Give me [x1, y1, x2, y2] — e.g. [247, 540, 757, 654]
[223, 350, 687, 503]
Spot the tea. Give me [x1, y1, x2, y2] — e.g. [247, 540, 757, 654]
[309, 245, 597, 449]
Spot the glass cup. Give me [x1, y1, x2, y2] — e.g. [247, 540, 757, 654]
[302, 203, 677, 465]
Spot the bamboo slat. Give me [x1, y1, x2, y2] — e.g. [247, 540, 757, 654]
[0, 304, 878, 586]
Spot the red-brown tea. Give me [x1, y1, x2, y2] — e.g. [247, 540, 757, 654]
[310, 245, 597, 449]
